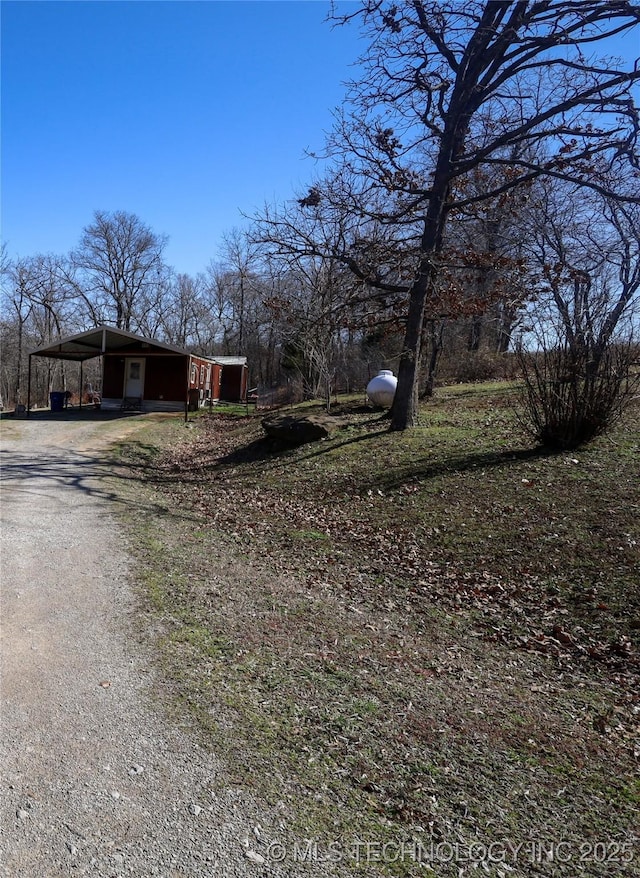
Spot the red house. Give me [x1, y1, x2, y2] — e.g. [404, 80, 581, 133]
[28, 325, 222, 413]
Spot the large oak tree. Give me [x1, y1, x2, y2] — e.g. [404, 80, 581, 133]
[317, 0, 640, 429]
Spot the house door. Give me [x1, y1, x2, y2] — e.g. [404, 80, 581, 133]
[123, 358, 145, 398]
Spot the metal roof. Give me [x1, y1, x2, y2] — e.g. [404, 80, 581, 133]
[29, 325, 197, 362]
[210, 356, 248, 366]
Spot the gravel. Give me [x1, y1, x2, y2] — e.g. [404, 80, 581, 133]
[0, 413, 334, 878]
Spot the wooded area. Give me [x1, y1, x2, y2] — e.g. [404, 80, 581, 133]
[2, 2, 639, 446]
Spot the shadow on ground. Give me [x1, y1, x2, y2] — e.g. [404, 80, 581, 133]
[0, 440, 196, 522]
[1, 408, 147, 422]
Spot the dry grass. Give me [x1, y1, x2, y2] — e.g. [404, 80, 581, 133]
[112, 384, 640, 876]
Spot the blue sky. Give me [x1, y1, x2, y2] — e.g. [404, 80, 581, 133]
[2, 2, 638, 279]
[1, 0, 362, 276]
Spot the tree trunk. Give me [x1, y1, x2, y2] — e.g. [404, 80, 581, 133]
[14, 317, 24, 406]
[468, 315, 483, 352]
[389, 101, 468, 429]
[390, 193, 449, 428]
[390, 277, 429, 429]
[422, 319, 444, 398]
[496, 313, 514, 353]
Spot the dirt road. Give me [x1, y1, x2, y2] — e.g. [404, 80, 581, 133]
[0, 414, 316, 878]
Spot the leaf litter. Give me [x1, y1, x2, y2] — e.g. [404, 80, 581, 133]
[116, 389, 640, 876]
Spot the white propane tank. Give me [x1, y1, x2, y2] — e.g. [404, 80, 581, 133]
[366, 370, 397, 407]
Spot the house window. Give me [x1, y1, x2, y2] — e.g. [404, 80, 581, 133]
[200, 365, 205, 385]
[190, 363, 197, 384]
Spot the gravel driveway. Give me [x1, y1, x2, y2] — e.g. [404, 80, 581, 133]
[0, 414, 326, 878]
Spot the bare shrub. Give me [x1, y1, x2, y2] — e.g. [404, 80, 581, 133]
[515, 186, 640, 449]
[516, 340, 639, 449]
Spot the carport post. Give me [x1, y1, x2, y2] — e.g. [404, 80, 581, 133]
[184, 357, 190, 423]
[27, 354, 32, 416]
[79, 361, 83, 410]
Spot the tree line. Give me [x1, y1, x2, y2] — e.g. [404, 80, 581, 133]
[0, 212, 390, 410]
[2, 1, 639, 447]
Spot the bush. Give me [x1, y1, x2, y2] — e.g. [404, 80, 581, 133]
[516, 342, 639, 449]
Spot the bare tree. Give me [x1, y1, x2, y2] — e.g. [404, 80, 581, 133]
[205, 231, 288, 386]
[315, 0, 640, 429]
[0, 253, 82, 406]
[516, 185, 640, 447]
[72, 210, 168, 332]
[221, 228, 260, 356]
[264, 256, 358, 407]
[1, 258, 33, 406]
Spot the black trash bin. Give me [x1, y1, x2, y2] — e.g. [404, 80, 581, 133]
[50, 391, 65, 412]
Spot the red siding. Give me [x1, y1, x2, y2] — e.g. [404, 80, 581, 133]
[103, 357, 125, 397]
[188, 357, 221, 400]
[220, 365, 248, 401]
[103, 354, 188, 401]
[102, 350, 219, 405]
[145, 356, 188, 401]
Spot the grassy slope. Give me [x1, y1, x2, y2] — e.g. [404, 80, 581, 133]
[112, 384, 639, 877]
